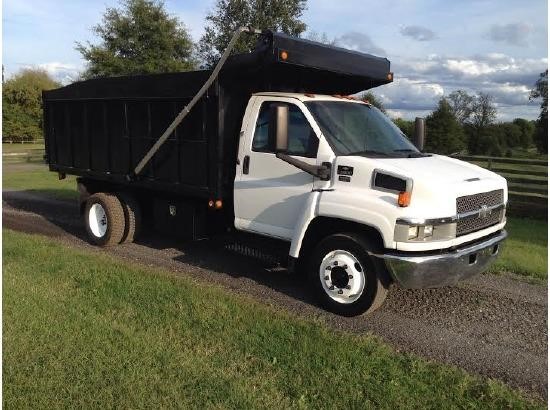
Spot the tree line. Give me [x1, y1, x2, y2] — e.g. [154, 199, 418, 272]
[3, 0, 547, 157]
[389, 86, 547, 156]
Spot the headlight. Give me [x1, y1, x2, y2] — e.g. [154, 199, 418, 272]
[408, 226, 419, 239]
[395, 222, 455, 242]
[423, 225, 433, 237]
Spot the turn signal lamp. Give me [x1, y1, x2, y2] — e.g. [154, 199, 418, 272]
[387, 72, 394, 81]
[397, 191, 411, 207]
[280, 50, 289, 61]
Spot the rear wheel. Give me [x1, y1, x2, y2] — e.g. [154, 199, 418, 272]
[308, 233, 388, 316]
[117, 192, 142, 243]
[84, 193, 126, 246]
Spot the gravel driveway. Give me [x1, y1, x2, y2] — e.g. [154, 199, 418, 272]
[3, 189, 547, 399]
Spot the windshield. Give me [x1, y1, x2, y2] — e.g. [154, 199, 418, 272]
[305, 101, 421, 157]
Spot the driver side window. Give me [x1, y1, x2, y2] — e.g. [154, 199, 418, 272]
[252, 102, 319, 158]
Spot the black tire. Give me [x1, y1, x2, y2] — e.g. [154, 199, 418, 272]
[117, 192, 142, 244]
[84, 193, 126, 246]
[307, 233, 389, 316]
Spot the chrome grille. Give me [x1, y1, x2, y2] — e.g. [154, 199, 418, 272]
[456, 190, 504, 236]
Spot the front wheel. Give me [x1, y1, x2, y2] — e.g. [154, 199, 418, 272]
[308, 233, 389, 316]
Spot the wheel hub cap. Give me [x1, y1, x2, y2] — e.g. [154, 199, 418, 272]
[89, 203, 108, 238]
[319, 250, 365, 304]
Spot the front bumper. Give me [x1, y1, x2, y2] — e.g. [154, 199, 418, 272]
[377, 230, 508, 288]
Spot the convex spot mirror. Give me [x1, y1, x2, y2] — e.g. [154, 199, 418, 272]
[269, 104, 289, 152]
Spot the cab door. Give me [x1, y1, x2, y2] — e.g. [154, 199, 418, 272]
[234, 97, 319, 240]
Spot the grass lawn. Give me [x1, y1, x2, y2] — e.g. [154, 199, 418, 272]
[2, 142, 45, 153]
[488, 217, 548, 281]
[2, 163, 77, 200]
[3, 229, 542, 409]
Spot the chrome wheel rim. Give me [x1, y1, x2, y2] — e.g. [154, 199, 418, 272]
[88, 203, 107, 238]
[319, 250, 365, 304]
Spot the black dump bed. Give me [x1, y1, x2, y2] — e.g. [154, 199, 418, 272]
[43, 31, 391, 200]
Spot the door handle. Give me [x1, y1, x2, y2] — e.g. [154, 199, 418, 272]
[242, 155, 250, 174]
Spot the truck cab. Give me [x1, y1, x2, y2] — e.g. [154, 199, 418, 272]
[234, 93, 507, 315]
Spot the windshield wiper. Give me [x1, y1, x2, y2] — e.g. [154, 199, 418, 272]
[346, 150, 393, 157]
[392, 148, 430, 158]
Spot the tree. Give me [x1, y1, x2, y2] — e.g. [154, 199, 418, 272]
[76, 0, 196, 79]
[198, 0, 307, 67]
[471, 92, 497, 129]
[467, 92, 497, 154]
[393, 118, 414, 140]
[530, 70, 548, 153]
[447, 90, 474, 124]
[2, 69, 60, 141]
[305, 31, 336, 45]
[512, 118, 534, 148]
[424, 98, 465, 154]
[360, 91, 386, 113]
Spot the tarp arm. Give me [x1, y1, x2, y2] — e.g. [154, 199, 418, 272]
[130, 26, 263, 179]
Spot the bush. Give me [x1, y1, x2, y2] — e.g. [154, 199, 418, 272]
[2, 69, 59, 143]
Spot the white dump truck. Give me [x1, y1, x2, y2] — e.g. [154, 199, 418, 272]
[43, 29, 507, 316]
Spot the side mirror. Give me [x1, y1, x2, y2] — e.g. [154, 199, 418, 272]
[413, 117, 425, 151]
[270, 104, 289, 152]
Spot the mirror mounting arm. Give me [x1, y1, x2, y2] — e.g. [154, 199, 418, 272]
[276, 153, 331, 180]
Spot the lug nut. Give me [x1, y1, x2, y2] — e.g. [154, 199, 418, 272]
[329, 285, 335, 290]
[348, 274, 353, 279]
[345, 285, 351, 290]
[326, 266, 332, 271]
[338, 289, 343, 294]
[342, 264, 348, 269]
[333, 261, 338, 266]
[324, 275, 329, 280]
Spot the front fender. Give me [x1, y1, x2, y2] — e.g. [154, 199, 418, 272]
[289, 190, 396, 258]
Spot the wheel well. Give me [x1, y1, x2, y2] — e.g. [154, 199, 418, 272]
[299, 217, 385, 260]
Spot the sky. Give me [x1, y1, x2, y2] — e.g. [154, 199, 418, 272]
[3, 0, 548, 121]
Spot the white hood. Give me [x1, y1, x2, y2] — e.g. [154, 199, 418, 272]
[331, 154, 508, 220]
[374, 154, 499, 184]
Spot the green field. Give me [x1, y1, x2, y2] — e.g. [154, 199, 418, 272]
[2, 142, 45, 153]
[3, 229, 541, 409]
[489, 218, 548, 281]
[3, 163, 77, 200]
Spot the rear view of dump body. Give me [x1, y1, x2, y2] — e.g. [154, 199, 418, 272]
[42, 31, 392, 204]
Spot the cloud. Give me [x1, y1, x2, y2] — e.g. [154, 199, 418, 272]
[370, 52, 546, 120]
[395, 53, 547, 88]
[376, 78, 444, 111]
[399, 25, 437, 41]
[487, 23, 532, 46]
[333, 32, 385, 56]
